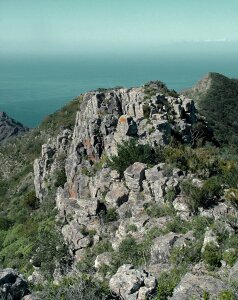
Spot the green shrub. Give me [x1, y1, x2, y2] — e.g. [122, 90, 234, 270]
[39, 275, 110, 300]
[157, 268, 185, 300]
[109, 139, 160, 175]
[144, 203, 175, 218]
[164, 187, 177, 203]
[202, 242, 222, 270]
[127, 224, 138, 232]
[33, 218, 69, 277]
[22, 191, 39, 210]
[0, 181, 9, 197]
[181, 177, 222, 213]
[0, 215, 12, 231]
[54, 168, 67, 188]
[114, 236, 149, 268]
[143, 104, 151, 119]
[103, 208, 118, 223]
[222, 248, 238, 267]
[170, 239, 203, 266]
[218, 290, 236, 300]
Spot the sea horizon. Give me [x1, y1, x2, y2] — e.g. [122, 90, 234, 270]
[1, 52, 238, 128]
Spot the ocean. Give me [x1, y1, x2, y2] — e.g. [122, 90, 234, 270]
[1, 54, 238, 128]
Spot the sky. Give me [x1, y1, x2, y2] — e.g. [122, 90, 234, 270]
[0, 0, 238, 57]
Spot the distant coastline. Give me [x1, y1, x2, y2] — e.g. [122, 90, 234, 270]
[1, 54, 238, 128]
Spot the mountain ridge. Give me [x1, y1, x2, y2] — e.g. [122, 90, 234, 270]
[0, 111, 28, 144]
[0, 77, 238, 299]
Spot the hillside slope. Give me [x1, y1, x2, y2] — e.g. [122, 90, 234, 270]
[0, 81, 238, 299]
[0, 111, 28, 143]
[183, 72, 238, 149]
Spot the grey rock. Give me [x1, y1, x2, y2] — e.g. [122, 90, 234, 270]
[109, 264, 157, 300]
[201, 229, 219, 253]
[105, 182, 129, 207]
[151, 232, 182, 264]
[173, 196, 191, 220]
[0, 111, 28, 143]
[229, 259, 238, 282]
[0, 268, 29, 300]
[94, 252, 112, 269]
[124, 162, 147, 192]
[170, 273, 227, 300]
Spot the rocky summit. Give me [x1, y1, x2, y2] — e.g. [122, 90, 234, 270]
[0, 79, 238, 299]
[0, 111, 28, 143]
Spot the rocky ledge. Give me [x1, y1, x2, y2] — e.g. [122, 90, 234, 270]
[0, 111, 28, 143]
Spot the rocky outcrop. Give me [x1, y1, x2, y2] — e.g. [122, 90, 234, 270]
[170, 273, 228, 300]
[0, 268, 29, 300]
[0, 112, 28, 143]
[109, 264, 157, 300]
[32, 81, 237, 299]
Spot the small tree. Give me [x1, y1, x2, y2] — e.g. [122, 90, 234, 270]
[109, 139, 159, 175]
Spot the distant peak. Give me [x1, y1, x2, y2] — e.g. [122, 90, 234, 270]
[0, 111, 28, 143]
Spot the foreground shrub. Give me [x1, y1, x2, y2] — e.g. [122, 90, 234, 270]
[157, 268, 185, 300]
[22, 191, 39, 210]
[54, 168, 67, 188]
[202, 242, 222, 270]
[39, 275, 110, 300]
[109, 139, 160, 175]
[181, 177, 222, 213]
[218, 290, 236, 300]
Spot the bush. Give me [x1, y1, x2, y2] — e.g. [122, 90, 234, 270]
[202, 242, 222, 270]
[181, 177, 222, 213]
[109, 139, 160, 175]
[222, 249, 238, 267]
[144, 203, 175, 218]
[0, 215, 12, 231]
[54, 168, 67, 188]
[103, 208, 118, 223]
[22, 191, 39, 210]
[39, 275, 110, 300]
[218, 290, 236, 300]
[157, 268, 185, 300]
[111, 236, 151, 271]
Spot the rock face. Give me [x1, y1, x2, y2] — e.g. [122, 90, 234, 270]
[109, 264, 157, 300]
[0, 268, 29, 300]
[170, 273, 227, 300]
[0, 112, 28, 143]
[32, 81, 238, 299]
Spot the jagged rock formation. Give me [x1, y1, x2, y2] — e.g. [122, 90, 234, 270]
[31, 82, 238, 299]
[109, 264, 157, 300]
[182, 72, 238, 146]
[0, 268, 29, 299]
[0, 112, 28, 143]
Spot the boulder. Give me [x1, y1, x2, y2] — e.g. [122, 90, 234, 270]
[109, 264, 157, 300]
[0, 268, 29, 300]
[150, 232, 182, 264]
[124, 162, 147, 192]
[170, 273, 227, 300]
[201, 229, 219, 253]
[173, 196, 191, 220]
[105, 182, 129, 207]
[94, 252, 112, 269]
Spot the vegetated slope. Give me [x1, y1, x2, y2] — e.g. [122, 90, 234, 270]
[1, 81, 238, 300]
[0, 111, 28, 143]
[0, 96, 81, 275]
[183, 72, 238, 149]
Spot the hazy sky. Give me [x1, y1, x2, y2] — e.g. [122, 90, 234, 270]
[0, 0, 238, 56]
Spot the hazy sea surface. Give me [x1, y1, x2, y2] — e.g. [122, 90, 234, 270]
[1, 54, 238, 127]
